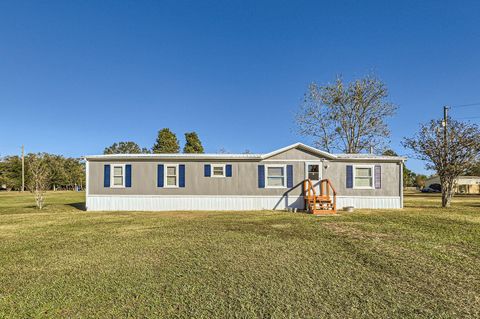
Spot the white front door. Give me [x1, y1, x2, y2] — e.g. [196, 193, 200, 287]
[305, 162, 322, 192]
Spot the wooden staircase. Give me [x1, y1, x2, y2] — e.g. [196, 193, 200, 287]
[303, 179, 337, 214]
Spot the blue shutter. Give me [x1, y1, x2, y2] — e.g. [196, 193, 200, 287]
[226, 164, 232, 177]
[374, 165, 381, 189]
[125, 164, 132, 187]
[204, 164, 211, 177]
[346, 165, 353, 188]
[104, 164, 110, 187]
[157, 164, 164, 187]
[179, 164, 185, 187]
[287, 165, 293, 188]
[258, 165, 265, 188]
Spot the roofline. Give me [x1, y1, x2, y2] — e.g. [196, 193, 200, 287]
[260, 142, 337, 160]
[330, 157, 407, 162]
[84, 153, 263, 161]
[84, 142, 406, 162]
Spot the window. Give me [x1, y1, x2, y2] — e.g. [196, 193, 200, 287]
[354, 166, 374, 189]
[212, 164, 225, 177]
[307, 164, 320, 180]
[165, 164, 178, 187]
[111, 164, 125, 187]
[266, 165, 286, 188]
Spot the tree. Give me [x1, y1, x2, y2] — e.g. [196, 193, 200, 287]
[0, 156, 22, 190]
[152, 128, 180, 153]
[415, 174, 427, 189]
[382, 149, 398, 157]
[1, 153, 86, 192]
[403, 167, 416, 187]
[183, 132, 204, 153]
[403, 118, 480, 207]
[296, 75, 397, 153]
[64, 158, 85, 190]
[104, 141, 145, 154]
[46, 154, 68, 191]
[26, 154, 50, 209]
[382, 149, 416, 187]
[465, 160, 480, 176]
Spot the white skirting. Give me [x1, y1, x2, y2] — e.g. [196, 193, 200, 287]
[336, 196, 401, 209]
[86, 195, 402, 211]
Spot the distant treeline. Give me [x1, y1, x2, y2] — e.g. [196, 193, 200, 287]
[0, 153, 84, 191]
[104, 129, 205, 154]
[0, 128, 204, 192]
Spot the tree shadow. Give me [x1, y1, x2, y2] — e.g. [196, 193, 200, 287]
[68, 202, 86, 211]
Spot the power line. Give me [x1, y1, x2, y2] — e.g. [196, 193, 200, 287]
[447, 103, 480, 121]
[450, 102, 480, 108]
[456, 116, 480, 120]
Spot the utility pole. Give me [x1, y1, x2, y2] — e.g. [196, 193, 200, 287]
[21, 145, 25, 192]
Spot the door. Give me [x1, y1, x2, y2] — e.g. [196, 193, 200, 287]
[305, 162, 322, 192]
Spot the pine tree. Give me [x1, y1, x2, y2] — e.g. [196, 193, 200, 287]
[104, 141, 143, 154]
[152, 128, 180, 153]
[183, 132, 204, 153]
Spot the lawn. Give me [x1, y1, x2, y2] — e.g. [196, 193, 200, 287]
[0, 191, 479, 318]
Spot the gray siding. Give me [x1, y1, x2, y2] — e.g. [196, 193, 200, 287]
[266, 148, 325, 160]
[89, 160, 306, 196]
[324, 161, 401, 197]
[88, 157, 400, 198]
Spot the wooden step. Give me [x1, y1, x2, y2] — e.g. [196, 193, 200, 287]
[307, 197, 332, 203]
[309, 204, 335, 211]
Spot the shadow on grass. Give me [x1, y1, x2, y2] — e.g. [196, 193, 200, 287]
[68, 202, 86, 211]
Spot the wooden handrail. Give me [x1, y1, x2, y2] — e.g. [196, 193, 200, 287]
[303, 179, 317, 213]
[303, 178, 337, 213]
[322, 179, 337, 196]
[321, 179, 337, 213]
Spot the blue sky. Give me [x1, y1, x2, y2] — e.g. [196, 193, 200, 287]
[1, 0, 479, 174]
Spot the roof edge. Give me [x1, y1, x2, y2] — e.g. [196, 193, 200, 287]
[83, 153, 263, 161]
[83, 143, 406, 162]
[261, 142, 337, 160]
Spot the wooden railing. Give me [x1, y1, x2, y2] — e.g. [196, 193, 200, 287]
[303, 178, 337, 213]
[321, 179, 337, 212]
[303, 178, 318, 212]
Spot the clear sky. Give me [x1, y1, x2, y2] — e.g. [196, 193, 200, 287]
[1, 0, 479, 174]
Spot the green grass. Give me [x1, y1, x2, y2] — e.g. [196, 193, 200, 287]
[0, 191, 479, 318]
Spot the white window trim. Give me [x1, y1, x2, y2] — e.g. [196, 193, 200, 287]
[164, 164, 179, 188]
[265, 164, 287, 188]
[211, 164, 226, 178]
[353, 164, 375, 189]
[110, 164, 126, 188]
[304, 161, 322, 181]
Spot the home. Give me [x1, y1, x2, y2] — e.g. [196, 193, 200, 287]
[425, 175, 480, 194]
[84, 143, 405, 212]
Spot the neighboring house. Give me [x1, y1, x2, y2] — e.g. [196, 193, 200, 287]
[84, 143, 405, 211]
[425, 175, 480, 194]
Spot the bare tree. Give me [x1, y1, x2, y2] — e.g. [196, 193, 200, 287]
[27, 154, 50, 209]
[296, 75, 397, 153]
[403, 118, 480, 207]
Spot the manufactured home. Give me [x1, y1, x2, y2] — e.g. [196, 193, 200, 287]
[84, 143, 405, 212]
[425, 175, 480, 194]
